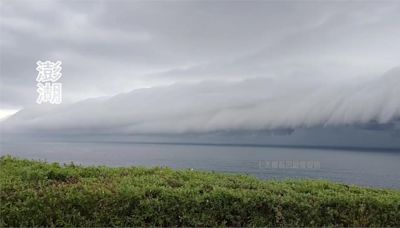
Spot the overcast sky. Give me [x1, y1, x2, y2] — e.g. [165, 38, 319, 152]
[1, 0, 400, 134]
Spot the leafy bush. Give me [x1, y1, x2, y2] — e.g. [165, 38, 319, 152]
[1, 156, 399, 227]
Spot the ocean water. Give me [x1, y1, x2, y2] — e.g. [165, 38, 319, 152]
[1, 142, 399, 189]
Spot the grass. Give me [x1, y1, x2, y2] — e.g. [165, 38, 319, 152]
[0, 155, 399, 227]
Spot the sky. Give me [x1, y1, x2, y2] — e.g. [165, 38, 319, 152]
[0, 0, 400, 137]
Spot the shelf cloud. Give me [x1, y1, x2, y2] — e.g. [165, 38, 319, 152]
[1, 1, 400, 137]
[3, 67, 399, 135]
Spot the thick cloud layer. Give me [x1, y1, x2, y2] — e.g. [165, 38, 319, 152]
[1, 1, 400, 139]
[1, 1, 400, 109]
[3, 67, 399, 135]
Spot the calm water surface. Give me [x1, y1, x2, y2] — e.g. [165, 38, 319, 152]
[1, 142, 399, 189]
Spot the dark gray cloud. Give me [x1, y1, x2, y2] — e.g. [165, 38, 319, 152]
[1, 0, 399, 109]
[0, 0, 400, 136]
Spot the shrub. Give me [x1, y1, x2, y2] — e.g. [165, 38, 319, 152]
[1, 156, 399, 227]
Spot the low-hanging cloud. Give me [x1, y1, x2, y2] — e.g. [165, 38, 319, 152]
[2, 67, 399, 136]
[1, 1, 400, 109]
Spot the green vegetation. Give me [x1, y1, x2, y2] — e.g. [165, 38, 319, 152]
[1, 156, 399, 227]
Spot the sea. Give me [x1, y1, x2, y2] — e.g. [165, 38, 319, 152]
[1, 141, 399, 189]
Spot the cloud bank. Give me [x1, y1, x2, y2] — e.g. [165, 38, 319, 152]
[1, 1, 400, 143]
[3, 67, 399, 136]
[1, 1, 400, 109]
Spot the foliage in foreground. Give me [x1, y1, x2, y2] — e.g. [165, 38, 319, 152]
[0, 156, 399, 227]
